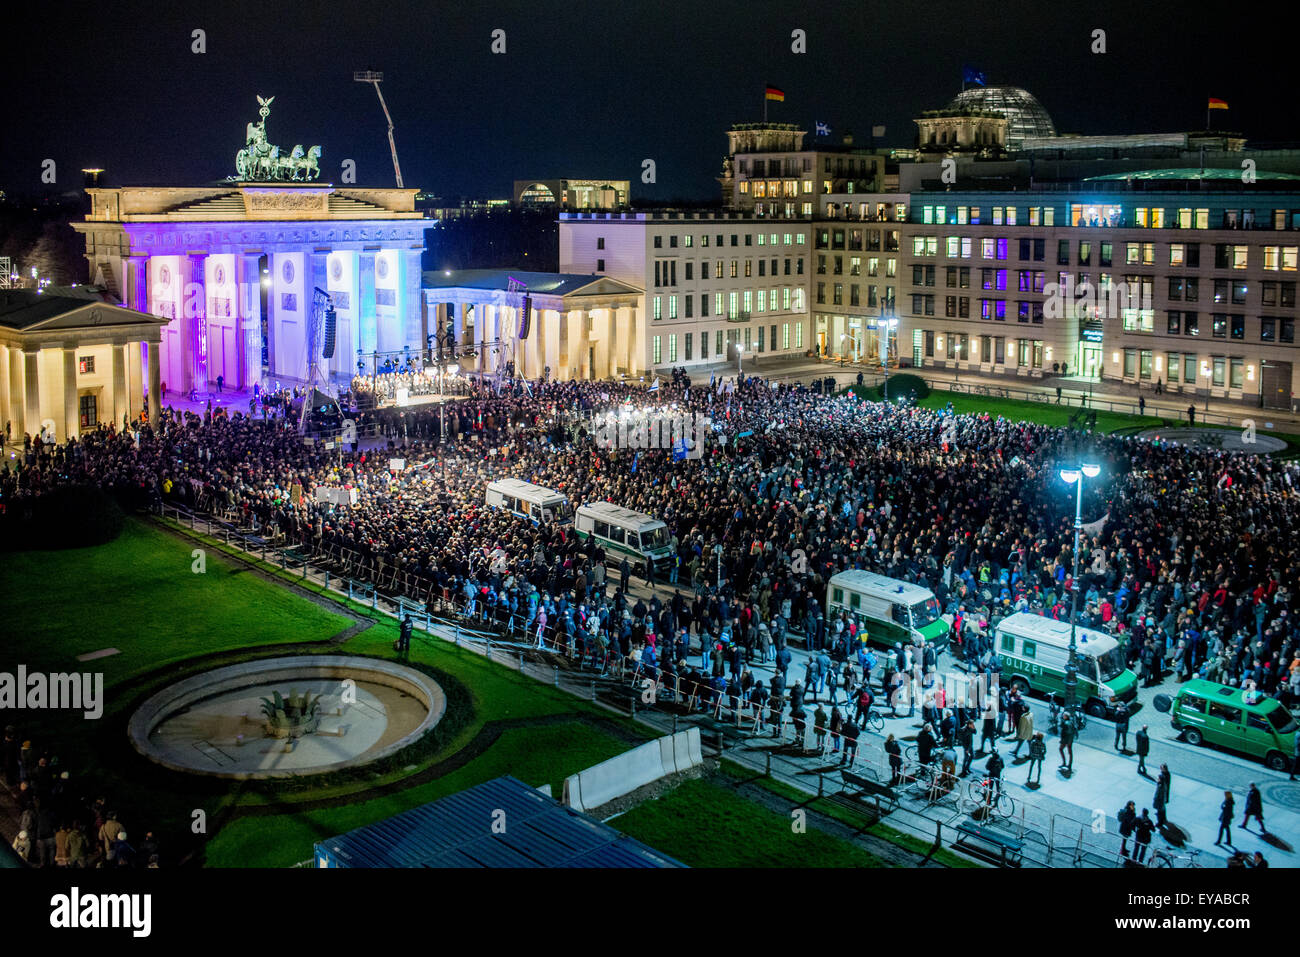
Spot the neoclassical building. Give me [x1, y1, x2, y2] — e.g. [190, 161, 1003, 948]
[424, 270, 644, 380]
[0, 287, 167, 441]
[72, 184, 428, 397]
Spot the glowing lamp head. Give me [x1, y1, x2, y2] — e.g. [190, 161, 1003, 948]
[1060, 468, 1081, 484]
[1081, 463, 1101, 479]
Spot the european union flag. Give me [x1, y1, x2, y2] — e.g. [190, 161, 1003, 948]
[962, 65, 986, 86]
[672, 439, 688, 462]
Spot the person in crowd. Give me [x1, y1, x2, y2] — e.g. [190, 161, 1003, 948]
[1154, 764, 1172, 828]
[1241, 782, 1265, 832]
[1134, 724, 1151, 776]
[1216, 790, 1235, 846]
[1025, 731, 1046, 786]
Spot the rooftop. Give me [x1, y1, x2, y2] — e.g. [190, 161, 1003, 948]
[315, 775, 684, 868]
[0, 285, 118, 330]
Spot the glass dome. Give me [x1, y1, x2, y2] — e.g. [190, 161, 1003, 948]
[947, 86, 1056, 148]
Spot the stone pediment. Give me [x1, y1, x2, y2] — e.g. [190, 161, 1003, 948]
[21, 303, 166, 333]
[564, 277, 643, 297]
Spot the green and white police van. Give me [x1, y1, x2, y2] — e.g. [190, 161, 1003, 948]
[993, 611, 1138, 717]
[573, 502, 673, 573]
[825, 570, 951, 652]
[1159, 679, 1297, 771]
[485, 479, 572, 525]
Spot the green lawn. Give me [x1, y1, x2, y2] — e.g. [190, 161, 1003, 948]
[2, 516, 654, 867]
[716, 763, 982, 868]
[843, 384, 1164, 434]
[204, 721, 635, 867]
[0, 518, 351, 688]
[613, 776, 892, 867]
[918, 390, 1165, 434]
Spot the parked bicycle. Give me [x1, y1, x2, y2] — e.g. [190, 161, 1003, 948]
[964, 776, 1016, 819]
[1150, 847, 1203, 868]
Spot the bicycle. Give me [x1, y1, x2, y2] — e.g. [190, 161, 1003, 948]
[920, 762, 962, 809]
[863, 709, 885, 734]
[964, 776, 1015, 819]
[1150, 847, 1203, 868]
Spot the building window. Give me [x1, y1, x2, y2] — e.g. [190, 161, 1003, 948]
[653, 335, 662, 364]
[596, 259, 605, 272]
[77, 355, 95, 374]
[596, 237, 605, 249]
[685, 332, 693, 361]
[1230, 357, 1244, 390]
[668, 295, 678, 320]
[668, 334, 677, 363]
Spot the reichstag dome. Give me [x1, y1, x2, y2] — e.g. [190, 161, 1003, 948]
[947, 85, 1056, 148]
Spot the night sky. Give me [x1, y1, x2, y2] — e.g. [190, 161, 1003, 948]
[1, 0, 1294, 201]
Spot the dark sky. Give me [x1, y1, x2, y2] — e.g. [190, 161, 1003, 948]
[1, 0, 1294, 201]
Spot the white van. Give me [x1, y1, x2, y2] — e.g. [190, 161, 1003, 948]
[993, 612, 1139, 717]
[825, 570, 950, 651]
[573, 502, 673, 571]
[485, 479, 572, 525]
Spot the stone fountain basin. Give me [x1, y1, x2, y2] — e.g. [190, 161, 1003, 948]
[128, 655, 445, 780]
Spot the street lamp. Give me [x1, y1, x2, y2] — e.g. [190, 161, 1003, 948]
[439, 361, 459, 478]
[1059, 462, 1102, 727]
[1201, 360, 1211, 412]
[881, 314, 899, 401]
[736, 343, 744, 378]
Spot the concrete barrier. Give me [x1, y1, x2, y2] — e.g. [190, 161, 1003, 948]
[563, 729, 706, 812]
[672, 728, 698, 772]
[685, 726, 703, 767]
[658, 735, 678, 775]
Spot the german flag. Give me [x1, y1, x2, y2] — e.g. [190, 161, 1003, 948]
[1208, 98, 1229, 110]
[765, 85, 785, 102]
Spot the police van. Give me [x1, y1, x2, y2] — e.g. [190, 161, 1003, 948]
[993, 611, 1138, 717]
[484, 479, 572, 525]
[825, 570, 951, 652]
[573, 502, 673, 572]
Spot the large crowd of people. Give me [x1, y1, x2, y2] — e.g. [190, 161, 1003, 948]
[6, 368, 1300, 710]
[4, 367, 1300, 866]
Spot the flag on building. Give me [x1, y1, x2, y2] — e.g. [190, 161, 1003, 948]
[765, 85, 785, 102]
[815, 121, 831, 137]
[1208, 98, 1229, 110]
[961, 65, 986, 87]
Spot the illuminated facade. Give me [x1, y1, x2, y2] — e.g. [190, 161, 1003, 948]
[560, 210, 812, 371]
[72, 184, 427, 397]
[0, 287, 168, 441]
[514, 179, 630, 210]
[898, 184, 1300, 408]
